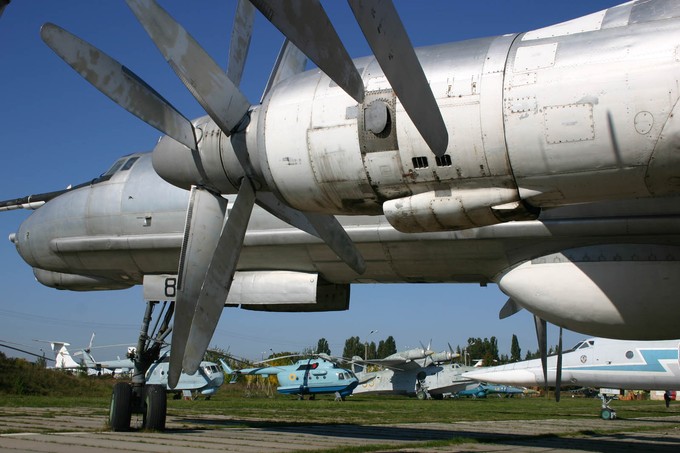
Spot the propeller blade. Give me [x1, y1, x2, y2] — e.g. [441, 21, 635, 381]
[305, 213, 366, 275]
[348, 0, 448, 157]
[254, 192, 365, 274]
[556, 327, 563, 403]
[168, 186, 228, 388]
[40, 22, 197, 151]
[126, 0, 251, 136]
[499, 298, 523, 319]
[533, 315, 548, 389]
[249, 0, 365, 103]
[183, 178, 257, 373]
[261, 39, 307, 103]
[227, 0, 255, 87]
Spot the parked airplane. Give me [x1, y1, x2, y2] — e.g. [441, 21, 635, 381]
[351, 345, 476, 399]
[463, 338, 680, 419]
[3, 0, 680, 430]
[221, 356, 358, 400]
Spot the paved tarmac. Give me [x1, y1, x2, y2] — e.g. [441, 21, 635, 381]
[1, 407, 680, 452]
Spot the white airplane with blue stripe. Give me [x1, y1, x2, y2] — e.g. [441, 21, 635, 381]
[463, 338, 680, 390]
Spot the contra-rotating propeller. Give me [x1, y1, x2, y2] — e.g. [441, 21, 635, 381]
[249, 0, 449, 157]
[41, 0, 366, 388]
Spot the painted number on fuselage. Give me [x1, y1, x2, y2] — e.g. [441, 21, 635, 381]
[143, 274, 179, 301]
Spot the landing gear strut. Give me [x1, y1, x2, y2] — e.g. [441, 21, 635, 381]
[599, 393, 618, 420]
[108, 300, 173, 431]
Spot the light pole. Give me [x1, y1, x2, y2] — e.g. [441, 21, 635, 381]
[364, 329, 378, 359]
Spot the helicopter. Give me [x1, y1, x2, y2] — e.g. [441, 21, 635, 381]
[221, 354, 358, 400]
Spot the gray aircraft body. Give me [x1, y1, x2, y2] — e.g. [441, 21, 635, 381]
[4, 0, 680, 430]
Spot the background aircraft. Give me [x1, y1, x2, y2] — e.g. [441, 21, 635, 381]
[464, 338, 680, 391]
[2, 0, 679, 430]
[222, 355, 358, 400]
[351, 345, 476, 399]
[454, 383, 534, 399]
[464, 337, 680, 419]
[38, 340, 224, 399]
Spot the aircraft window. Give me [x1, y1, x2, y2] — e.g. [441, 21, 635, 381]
[626, 351, 634, 359]
[102, 158, 127, 176]
[337, 373, 345, 380]
[120, 156, 139, 171]
[435, 154, 452, 167]
[412, 156, 429, 169]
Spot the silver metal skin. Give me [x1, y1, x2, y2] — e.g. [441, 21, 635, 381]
[152, 1, 680, 226]
[9, 152, 680, 340]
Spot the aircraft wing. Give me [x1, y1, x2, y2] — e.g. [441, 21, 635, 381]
[354, 358, 423, 371]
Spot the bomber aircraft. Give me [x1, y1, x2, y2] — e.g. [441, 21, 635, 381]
[2, 0, 680, 431]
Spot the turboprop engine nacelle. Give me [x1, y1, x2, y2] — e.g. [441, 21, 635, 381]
[151, 3, 680, 235]
[497, 245, 680, 340]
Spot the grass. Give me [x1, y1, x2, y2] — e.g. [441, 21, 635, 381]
[2, 379, 676, 425]
[161, 390, 678, 425]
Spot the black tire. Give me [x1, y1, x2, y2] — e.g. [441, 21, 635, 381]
[143, 384, 167, 431]
[109, 382, 132, 432]
[601, 408, 612, 420]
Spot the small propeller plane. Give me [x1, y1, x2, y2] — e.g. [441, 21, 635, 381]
[3, 0, 680, 431]
[221, 355, 358, 400]
[463, 337, 680, 419]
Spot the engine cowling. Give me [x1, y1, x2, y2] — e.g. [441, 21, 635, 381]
[497, 245, 680, 339]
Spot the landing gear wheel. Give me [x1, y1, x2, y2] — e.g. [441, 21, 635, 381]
[416, 390, 427, 400]
[109, 382, 132, 431]
[143, 384, 167, 431]
[601, 408, 616, 420]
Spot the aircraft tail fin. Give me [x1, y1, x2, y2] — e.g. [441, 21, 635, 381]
[350, 356, 364, 374]
[50, 342, 81, 369]
[219, 358, 235, 375]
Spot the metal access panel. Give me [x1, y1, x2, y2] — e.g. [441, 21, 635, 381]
[358, 89, 399, 153]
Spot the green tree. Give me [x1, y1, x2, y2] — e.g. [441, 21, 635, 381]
[342, 336, 363, 359]
[366, 341, 377, 359]
[510, 334, 521, 362]
[315, 338, 331, 355]
[377, 336, 397, 358]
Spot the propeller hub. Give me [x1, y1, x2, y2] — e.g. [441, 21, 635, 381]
[152, 117, 244, 195]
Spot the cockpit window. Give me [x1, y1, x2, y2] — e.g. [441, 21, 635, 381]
[102, 156, 139, 176]
[102, 158, 127, 176]
[121, 156, 139, 171]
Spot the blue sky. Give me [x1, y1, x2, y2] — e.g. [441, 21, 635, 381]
[0, 1, 624, 362]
